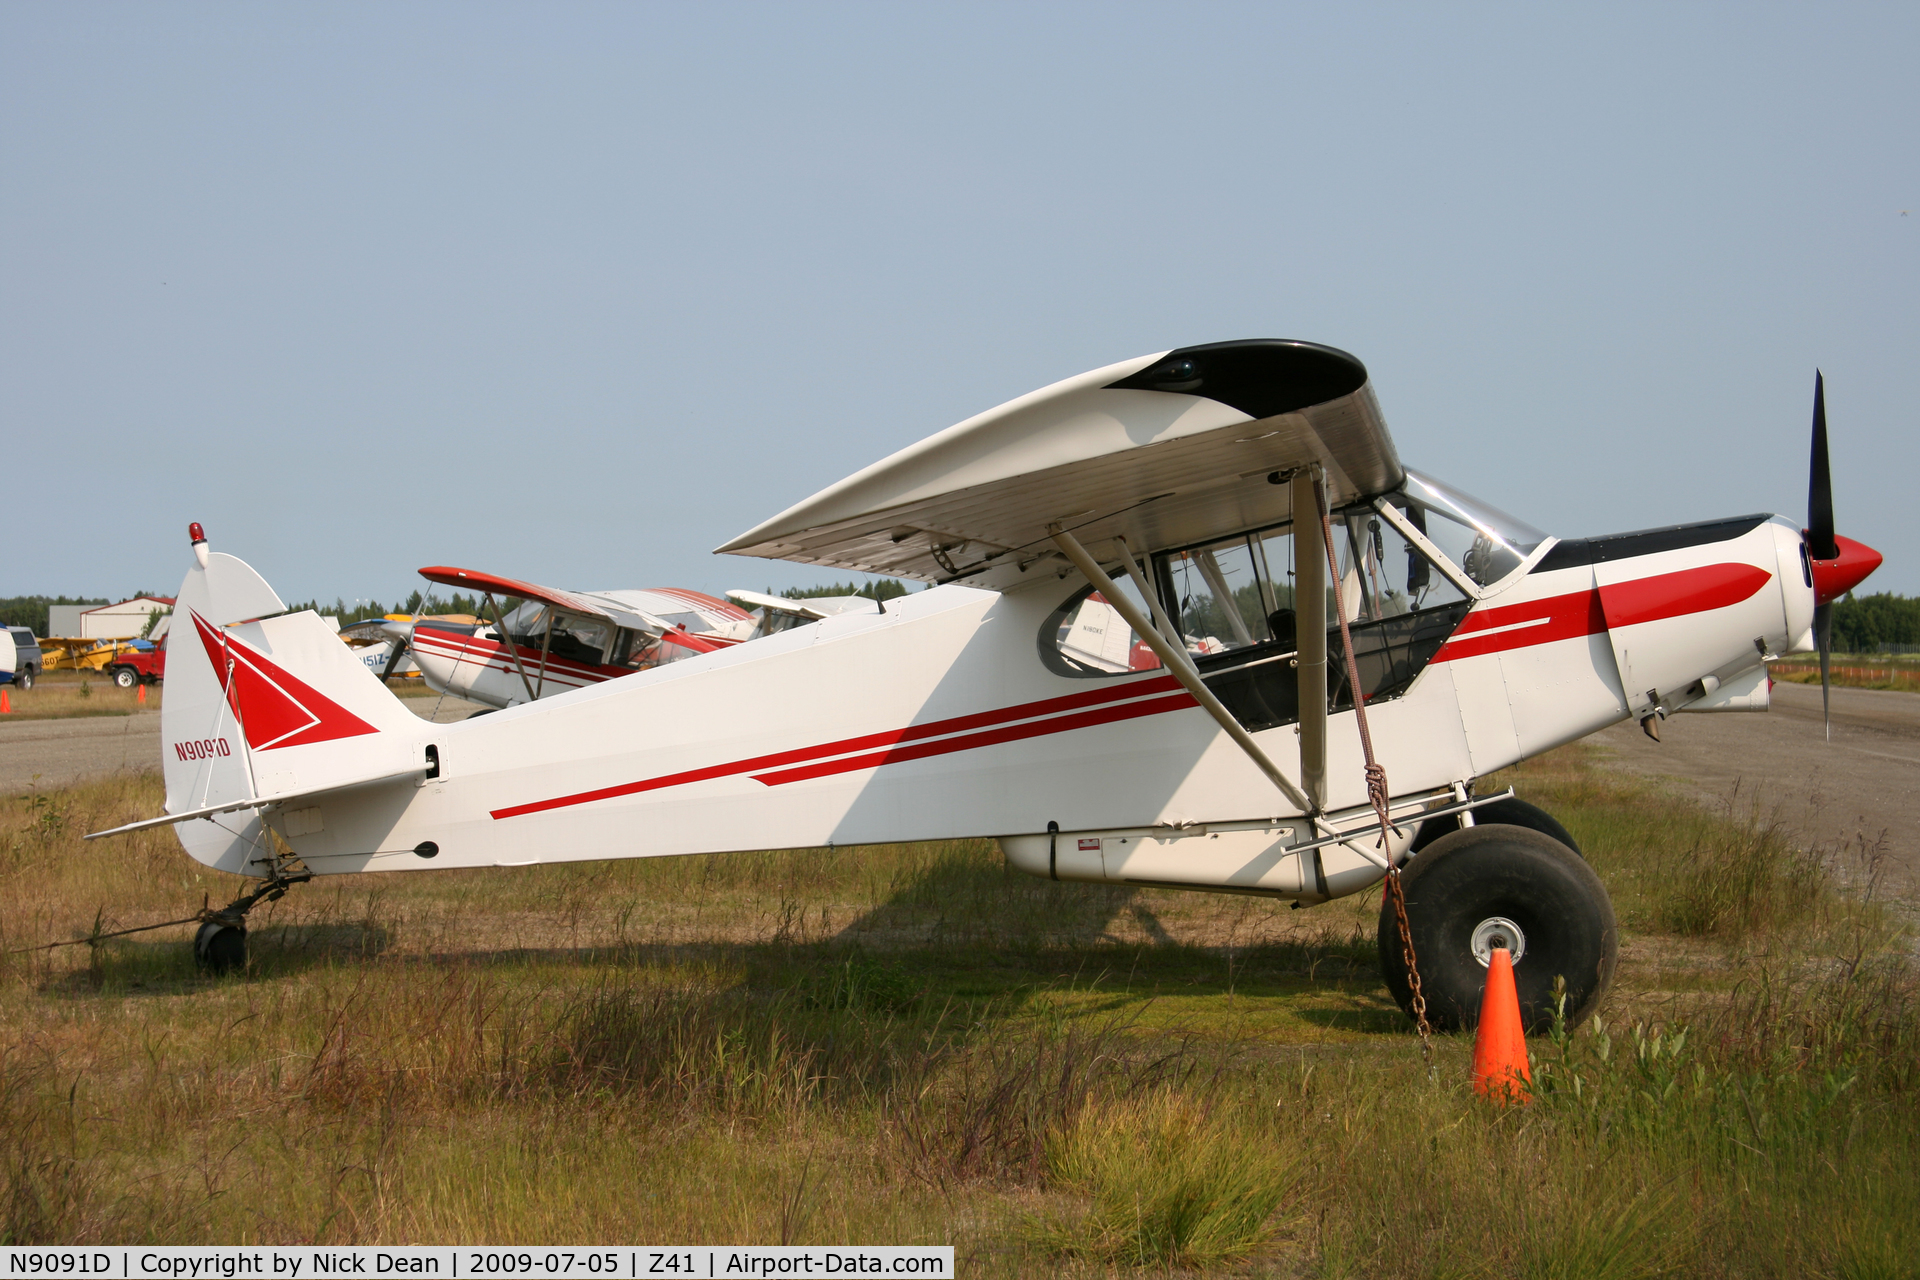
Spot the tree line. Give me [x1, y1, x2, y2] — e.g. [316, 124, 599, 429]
[0, 596, 110, 635]
[277, 589, 491, 627]
[1831, 592, 1920, 653]
[778, 579, 915, 603]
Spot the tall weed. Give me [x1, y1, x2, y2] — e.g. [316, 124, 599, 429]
[1027, 1088, 1299, 1268]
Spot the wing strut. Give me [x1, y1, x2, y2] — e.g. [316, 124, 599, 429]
[1293, 470, 1329, 809]
[1114, 536, 1189, 659]
[482, 592, 540, 704]
[1048, 524, 1315, 816]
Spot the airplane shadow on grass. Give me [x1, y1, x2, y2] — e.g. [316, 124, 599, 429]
[38, 921, 392, 998]
[40, 845, 1393, 1036]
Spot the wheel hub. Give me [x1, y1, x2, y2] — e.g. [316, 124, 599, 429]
[1470, 916, 1526, 966]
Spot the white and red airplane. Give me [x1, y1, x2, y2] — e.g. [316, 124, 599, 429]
[390, 568, 753, 710]
[93, 340, 1881, 1031]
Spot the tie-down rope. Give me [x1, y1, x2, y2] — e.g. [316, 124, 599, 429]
[1313, 474, 1435, 1066]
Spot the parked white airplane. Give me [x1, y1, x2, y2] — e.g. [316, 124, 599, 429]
[391, 567, 752, 710]
[96, 341, 1881, 1032]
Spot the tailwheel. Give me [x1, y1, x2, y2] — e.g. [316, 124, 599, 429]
[1380, 824, 1616, 1033]
[189, 863, 310, 975]
[193, 920, 247, 973]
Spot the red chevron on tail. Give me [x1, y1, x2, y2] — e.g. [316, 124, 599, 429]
[189, 610, 379, 751]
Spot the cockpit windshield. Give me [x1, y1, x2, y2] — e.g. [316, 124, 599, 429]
[1391, 470, 1548, 588]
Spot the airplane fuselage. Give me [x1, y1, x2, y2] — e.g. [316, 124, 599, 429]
[165, 502, 1811, 907]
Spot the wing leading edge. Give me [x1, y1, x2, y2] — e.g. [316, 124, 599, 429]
[718, 340, 1402, 587]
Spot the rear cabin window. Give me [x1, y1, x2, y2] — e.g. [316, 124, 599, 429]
[1039, 568, 1164, 678]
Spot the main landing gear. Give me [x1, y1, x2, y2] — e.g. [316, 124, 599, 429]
[1380, 806, 1617, 1034]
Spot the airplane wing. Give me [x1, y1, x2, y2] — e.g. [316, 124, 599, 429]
[418, 566, 672, 635]
[717, 339, 1402, 588]
[725, 588, 834, 620]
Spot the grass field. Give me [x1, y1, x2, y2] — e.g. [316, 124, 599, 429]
[0, 747, 1913, 1275]
[1, 671, 165, 719]
[1768, 656, 1920, 694]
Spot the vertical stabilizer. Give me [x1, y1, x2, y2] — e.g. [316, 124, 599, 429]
[162, 528, 428, 874]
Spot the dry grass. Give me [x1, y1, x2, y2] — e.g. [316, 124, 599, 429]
[0, 750, 1913, 1275]
[1, 671, 164, 720]
[1768, 657, 1920, 693]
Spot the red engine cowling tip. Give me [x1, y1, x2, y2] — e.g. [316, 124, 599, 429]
[1807, 532, 1883, 606]
[189, 522, 206, 544]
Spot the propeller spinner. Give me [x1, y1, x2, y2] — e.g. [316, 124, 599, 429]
[1802, 372, 1885, 740]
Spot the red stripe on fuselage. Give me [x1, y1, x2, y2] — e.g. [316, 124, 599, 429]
[1432, 561, 1772, 663]
[1431, 589, 1606, 663]
[410, 630, 622, 682]
[489, 673, 1192, 820]
[1598, 562, 1771, 629]
[749, 692, 1199, 786]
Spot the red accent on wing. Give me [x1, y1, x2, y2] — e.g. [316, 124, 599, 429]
[1598, 563, 1771, 629]
[659, 628, 727, 654]
[1431, 589, 1607, 663]
[189, 611, 378, 750]
[489, 673, 1192, 820]
[416, 566, 616, 620]
[646, 587, 753, 622]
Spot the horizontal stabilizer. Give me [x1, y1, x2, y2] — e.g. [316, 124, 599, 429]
[86, 765, 422, 841]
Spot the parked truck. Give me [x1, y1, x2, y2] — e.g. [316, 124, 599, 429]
[1, 628, 43, 688]
[106, 637, 166, 688]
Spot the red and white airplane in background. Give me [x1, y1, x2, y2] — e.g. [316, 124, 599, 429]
[386, 568, 754, 710]
[95, 339, 1882, 1032]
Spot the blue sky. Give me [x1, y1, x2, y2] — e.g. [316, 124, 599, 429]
[4, 2, 1914, 605]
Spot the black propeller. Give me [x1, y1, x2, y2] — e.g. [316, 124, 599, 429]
[1807, 372, 1834, 740]
[378, 626, 411, 685]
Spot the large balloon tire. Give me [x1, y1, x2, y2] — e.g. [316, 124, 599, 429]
[1411, 795, 1581, 858]
[1380, 824, 1616, 1034]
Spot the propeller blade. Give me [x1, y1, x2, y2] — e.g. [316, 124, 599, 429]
[1807, 371, 1838, 560]
[379, 637, 409, 685]
[1815, 601, 1832, 742]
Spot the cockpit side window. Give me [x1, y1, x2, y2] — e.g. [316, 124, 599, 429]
[498, 601, 613, 667]
[1154, 526, 1299, 659]
[544, 614, 611, 666]
[755, 609, 814, 638]
[1039, 568, 1165, 679]
[1334, 508, 1469, 621]
[498, 599, 549, 639]
[1140, 506, 1475, 730]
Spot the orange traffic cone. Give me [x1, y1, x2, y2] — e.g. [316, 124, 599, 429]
[137, 682, 146, 704]
[0, 688, 10, 713]
[1472, 947, 1531, 1105]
